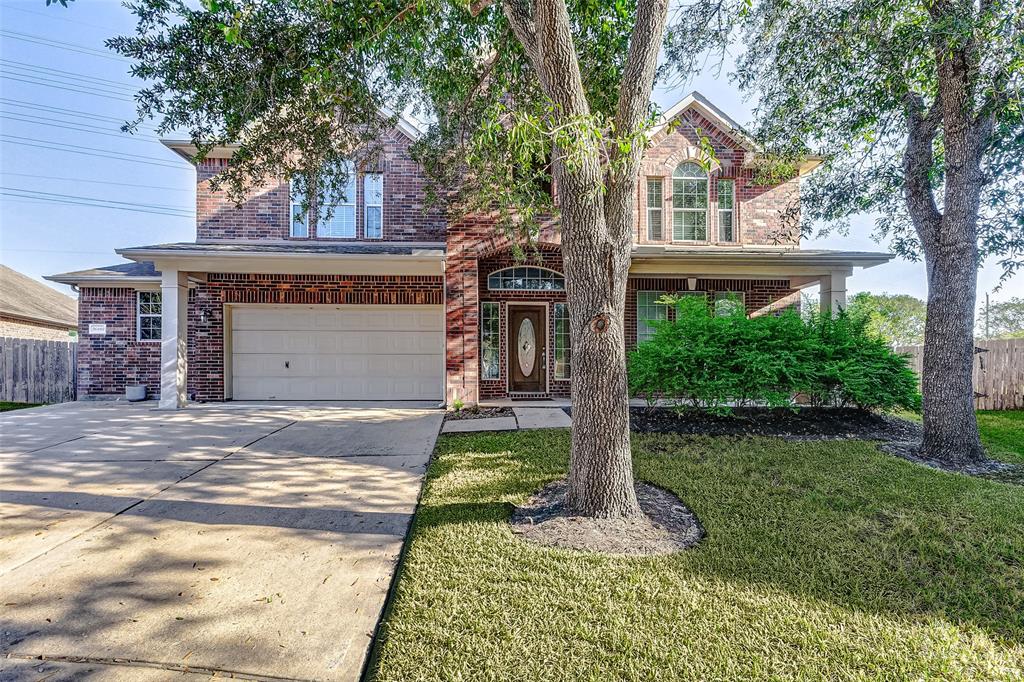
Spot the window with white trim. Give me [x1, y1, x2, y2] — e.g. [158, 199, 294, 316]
[289, 179, 308, 238]
[714, 291, 745, 317]
[636, 291, 667, 343]
[137, 291, 162, 341]
[480, 302, 500, 379]
[364, 173, 383, 239]
[717, 179, 735, 242]
[318, 164, 357, 238]
[646, 178, 663, 240]
[553, 303, 570, 380]
[672, 162, 708, 241]
[487, 267, 565, 291]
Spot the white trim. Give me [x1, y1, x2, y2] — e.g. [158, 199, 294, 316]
[136, 290, 162, 343]
[364, 172, 384, 240]
[289, 179, 309, 238]
[552, 301, 570, 382]
[505, 301, 550, 397]
[479, 301, 501, 380]
[671, 162, 710, 242]
[486, 266, 566, 291]
[647, 91, 755, 148]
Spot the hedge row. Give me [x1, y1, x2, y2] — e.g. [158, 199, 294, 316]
[628, 296, 921, 413]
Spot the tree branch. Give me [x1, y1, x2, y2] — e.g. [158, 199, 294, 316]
[902, 92, 942, 259]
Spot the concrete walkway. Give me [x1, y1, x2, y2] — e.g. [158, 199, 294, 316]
[0, 401, 443, 681]
[440, 406, 571, 434]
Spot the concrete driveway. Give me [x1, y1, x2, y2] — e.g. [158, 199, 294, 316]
[0, 401, 443, 681]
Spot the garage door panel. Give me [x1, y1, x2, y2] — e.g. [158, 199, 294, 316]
[230, 305, 443, 400]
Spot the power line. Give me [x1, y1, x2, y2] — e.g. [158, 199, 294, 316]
[0, 74, 137, 102]
[0, 30, 131, 63]
[0, 135, 188, 170]
[0, 113, 162, 142]
[2, 189, 195, 218]
[0, 98, 130, 125]
[2, 187, 192, 213]
[2, 5, 125, 33]
[0, 59, 140, 92]
[1, 173, 191, 193]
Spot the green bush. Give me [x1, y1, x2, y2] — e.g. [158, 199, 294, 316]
[628, 296, 921, 413]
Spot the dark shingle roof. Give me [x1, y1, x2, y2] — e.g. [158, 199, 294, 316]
[118, 242, 445, 256]
[0, 265, 78, 328]
[46, 261, 160, 285]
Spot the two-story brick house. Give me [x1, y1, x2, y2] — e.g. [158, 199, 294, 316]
[48, 92, 892, 408]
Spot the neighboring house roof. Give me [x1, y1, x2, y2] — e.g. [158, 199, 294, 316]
[45, 261, 161, 286]
[1, 264, 78, 328]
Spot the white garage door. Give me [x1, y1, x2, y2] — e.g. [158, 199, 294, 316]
[230, 305, 444, 401]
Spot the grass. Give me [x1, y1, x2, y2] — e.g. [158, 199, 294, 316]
[370, 424, 1024, 681]
[0, 401, 41, 412]
[895, 409, 1024, 464]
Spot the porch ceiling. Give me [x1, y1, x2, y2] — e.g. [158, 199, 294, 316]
[629, 246, 892, 278]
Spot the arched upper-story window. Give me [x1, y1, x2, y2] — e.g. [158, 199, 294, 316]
[672, 162, 708, 241]
[487, 266, 565, 291]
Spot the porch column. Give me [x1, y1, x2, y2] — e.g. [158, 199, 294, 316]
[819, 270, 848, 315]
[159, 269, 188, 409]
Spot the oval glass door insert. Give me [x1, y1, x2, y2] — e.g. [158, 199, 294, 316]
[517, 317, 536, 377]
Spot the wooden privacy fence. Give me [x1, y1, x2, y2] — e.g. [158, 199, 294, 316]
[895, 338, 1024, 411]
[0, 337, 78, 404]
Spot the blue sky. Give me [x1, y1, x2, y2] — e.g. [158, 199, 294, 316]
[1, 0, 1019, 305]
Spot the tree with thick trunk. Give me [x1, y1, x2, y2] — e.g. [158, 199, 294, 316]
[114, 0, 678, 517]
[670, 0, 1023, 465]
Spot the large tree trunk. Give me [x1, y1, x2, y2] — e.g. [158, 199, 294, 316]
[920, 242, 985, 464]
[561, 178, 641, 518]
[501, 0, 666, 517]
[905, 16, 989, 465]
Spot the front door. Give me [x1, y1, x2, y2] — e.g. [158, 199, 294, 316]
[508, 305, 546, 393]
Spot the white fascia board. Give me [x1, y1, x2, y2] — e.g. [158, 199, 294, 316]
[116, 248, 444, 277]
[44, 274, 162, 286]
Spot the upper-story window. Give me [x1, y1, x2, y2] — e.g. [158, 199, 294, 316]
[319, 165, 357, 238]
[487, 267, 565, 291]
[646, 178, 663, 241]
[672, 162, 708, 241]
[290, 180, 308, 238]
[364, 173, 383, 239]
[718, 179, 736, 242]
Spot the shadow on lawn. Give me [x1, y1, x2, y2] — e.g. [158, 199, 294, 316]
[423, 430, 1024, 645]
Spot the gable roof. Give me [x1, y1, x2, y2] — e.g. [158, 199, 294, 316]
[45, 261, 160, 286]
[648, 91, 756, 149]
[1, 265, 78, 328]
[162, 110, 424, 162]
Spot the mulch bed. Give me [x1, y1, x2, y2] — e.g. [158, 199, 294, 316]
[510, 480, 704, 556]
[445, 406, 515, 421]
[618, 406, 924, 442]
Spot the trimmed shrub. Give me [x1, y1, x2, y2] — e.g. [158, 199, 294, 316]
[628, 296, 921, 413]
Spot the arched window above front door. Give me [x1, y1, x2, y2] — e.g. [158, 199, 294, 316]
[487, 267, 566, 291]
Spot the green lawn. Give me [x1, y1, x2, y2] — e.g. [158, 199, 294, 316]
[0, 401, 41, 412]
[978, 410, 1024, 463]
[370, 422, 1024, 681]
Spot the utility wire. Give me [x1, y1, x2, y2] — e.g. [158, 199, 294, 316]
[2, 190, 194, 218]
[0, 74, 136, 102]
[0, 135, 188, 170]
[0, 113, 162, 142]
[0, 59, 140, 91]
[2, 187, 192, 213]
[0, 172, 191, 193]
[0, 30, 131, 62]
[0, 98, 130, 125]
[2, 6, 125, 33]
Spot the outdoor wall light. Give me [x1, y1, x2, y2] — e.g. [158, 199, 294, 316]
[687, 277, 697, 291]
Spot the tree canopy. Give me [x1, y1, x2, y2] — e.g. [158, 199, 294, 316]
[847, 292, 928, 346]
[977, 296, 1024, 339]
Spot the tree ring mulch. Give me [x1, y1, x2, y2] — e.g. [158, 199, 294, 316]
[880, 441, 1023, 483]
[510, 480, 704, 556]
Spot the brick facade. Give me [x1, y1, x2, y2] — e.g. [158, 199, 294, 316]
[0, 316, 76, 342]
[624, 277, 799, 349]
[78, 274, 443, 400]
[196, 128, 445, 243]
[638, 107, 801, 247]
